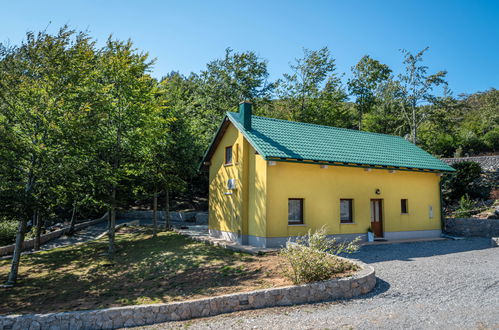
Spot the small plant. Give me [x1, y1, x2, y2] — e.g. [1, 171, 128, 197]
[279, 227, 360, 284]
[367, 226, 373, 233]
[455, 194, 476, 218]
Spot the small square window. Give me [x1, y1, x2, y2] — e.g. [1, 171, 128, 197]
[401, 199, 408, 214]
[340, 199, 353, 223]
[288, 199, 303, 224]
[225, 146, 233, 165]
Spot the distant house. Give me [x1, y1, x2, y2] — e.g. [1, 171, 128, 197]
[200, 102, 455, 248]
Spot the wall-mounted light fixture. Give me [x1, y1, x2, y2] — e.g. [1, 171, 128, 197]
[268, 161, 277, 166]
[320, 164, 328, 169]
[364, 168, 372, 172]
[389, 170, 396, 174]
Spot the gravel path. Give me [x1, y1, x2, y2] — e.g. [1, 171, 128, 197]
[140, 238, 499, 329]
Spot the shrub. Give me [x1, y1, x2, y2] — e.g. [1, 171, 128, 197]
[0, 220, 18, 246]
[454, 194, 476, 218]
[484, 128, 499, 151]
[279, 227, 360, 284]
[442, 161, 491, 202]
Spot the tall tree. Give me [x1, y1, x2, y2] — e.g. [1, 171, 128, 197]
[397, 47, 447, 144]
[0, 27, 100, 284]
[276, 47, 350, 126]
[347, 55, 391, 130]
[95, 38, 159, 257]
[194, 48, 274, 142]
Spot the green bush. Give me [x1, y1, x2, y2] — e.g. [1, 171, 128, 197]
[484, 128, 499, 151]
[0, 220, 18, 246]
[279, 227, 360, 284]
[442, 161, 491, 202]
[454, 194, 476, 218]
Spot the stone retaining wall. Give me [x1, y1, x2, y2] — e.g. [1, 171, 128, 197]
[118, 210, 208, 224]
[0, 260, 375, 330]
[444, 217, 499, 238]
[0, 213, 108, 257]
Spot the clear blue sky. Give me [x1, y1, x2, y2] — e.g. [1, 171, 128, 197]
[1, 0, 498, 96]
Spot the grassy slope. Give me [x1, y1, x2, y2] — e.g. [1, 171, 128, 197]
[0, 227, 289, 315]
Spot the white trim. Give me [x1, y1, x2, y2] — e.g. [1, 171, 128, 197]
[384, 230, 442, 240]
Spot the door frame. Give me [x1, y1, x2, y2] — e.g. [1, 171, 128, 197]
[370, 199, 384, 238]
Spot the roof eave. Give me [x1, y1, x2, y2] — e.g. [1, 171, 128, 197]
[265, 156, 455, 173]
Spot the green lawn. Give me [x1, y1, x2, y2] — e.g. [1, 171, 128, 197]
[0, 227, 289, 315]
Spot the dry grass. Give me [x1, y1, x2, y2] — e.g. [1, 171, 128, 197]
[0, 227, 293, 315]
[0, 226, 355, 315]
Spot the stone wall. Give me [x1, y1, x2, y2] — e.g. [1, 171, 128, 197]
[444, 218, 499, 237]
[441, 155, 499, 172]
[0, 260, 375, 330]
[118, 210, 208, 224]
[0, 213, 108, 257]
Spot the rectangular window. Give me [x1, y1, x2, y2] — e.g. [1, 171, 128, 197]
[340, 199, 353, 223]
[288, 198, 303, 224]
[401, 199, 408, 214]
[225, 146, 233, 165]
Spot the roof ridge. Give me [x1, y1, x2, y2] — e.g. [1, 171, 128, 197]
[227, 112, 406, 140]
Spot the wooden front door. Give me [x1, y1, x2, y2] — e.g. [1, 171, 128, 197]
[370, 199, 383, 238]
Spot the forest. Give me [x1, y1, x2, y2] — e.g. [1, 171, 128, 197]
[0, 27, 498, 283]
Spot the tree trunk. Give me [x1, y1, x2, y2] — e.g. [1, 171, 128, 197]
[165, 189, 170, 230]
[68, 201, 77, 235]
[152, 187, 158, 237]
[108, 187, 116, 257]
[411, 104, 417, 144]
[5, 218, 28, 285]
[34, 211, 42, 251]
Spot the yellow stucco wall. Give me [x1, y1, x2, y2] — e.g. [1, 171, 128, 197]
[208, 123, 267, 238]
[266, 162, 441, 237]
[247, 145, 267, 237]
[208, 124, 243, 235]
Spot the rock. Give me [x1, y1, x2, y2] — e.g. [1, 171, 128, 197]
[484, 211, 498, 219]
[491, 237, 499, 247]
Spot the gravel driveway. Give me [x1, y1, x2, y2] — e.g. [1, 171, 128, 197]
[139, 238, 499, 329]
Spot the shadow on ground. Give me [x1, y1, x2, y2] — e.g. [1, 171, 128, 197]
[350, 237, 492, 263]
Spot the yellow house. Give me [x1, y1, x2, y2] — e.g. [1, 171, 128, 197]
[200, 102, 455, 248]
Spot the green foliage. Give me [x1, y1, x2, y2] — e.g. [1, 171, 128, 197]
[442, 161, 491, 202]
[484, 128, 499, 151]
[279, 227, 359, 284]
[454, 194, 476, 218]
[275, 47, 351, 127]
[193, 48, 274, 144]
[348, 55, 391, 129]
[397, 47, 448, 144]
[0, 220, 18, 246]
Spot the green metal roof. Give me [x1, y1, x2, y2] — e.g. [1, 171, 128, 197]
[225, 112, 455, 172]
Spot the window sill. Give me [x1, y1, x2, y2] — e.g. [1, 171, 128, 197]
[401, 213, 409, 215]
[223, 163, 233, 167]
[340, 222, 356, 225]
[288, 223, 306, 226]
